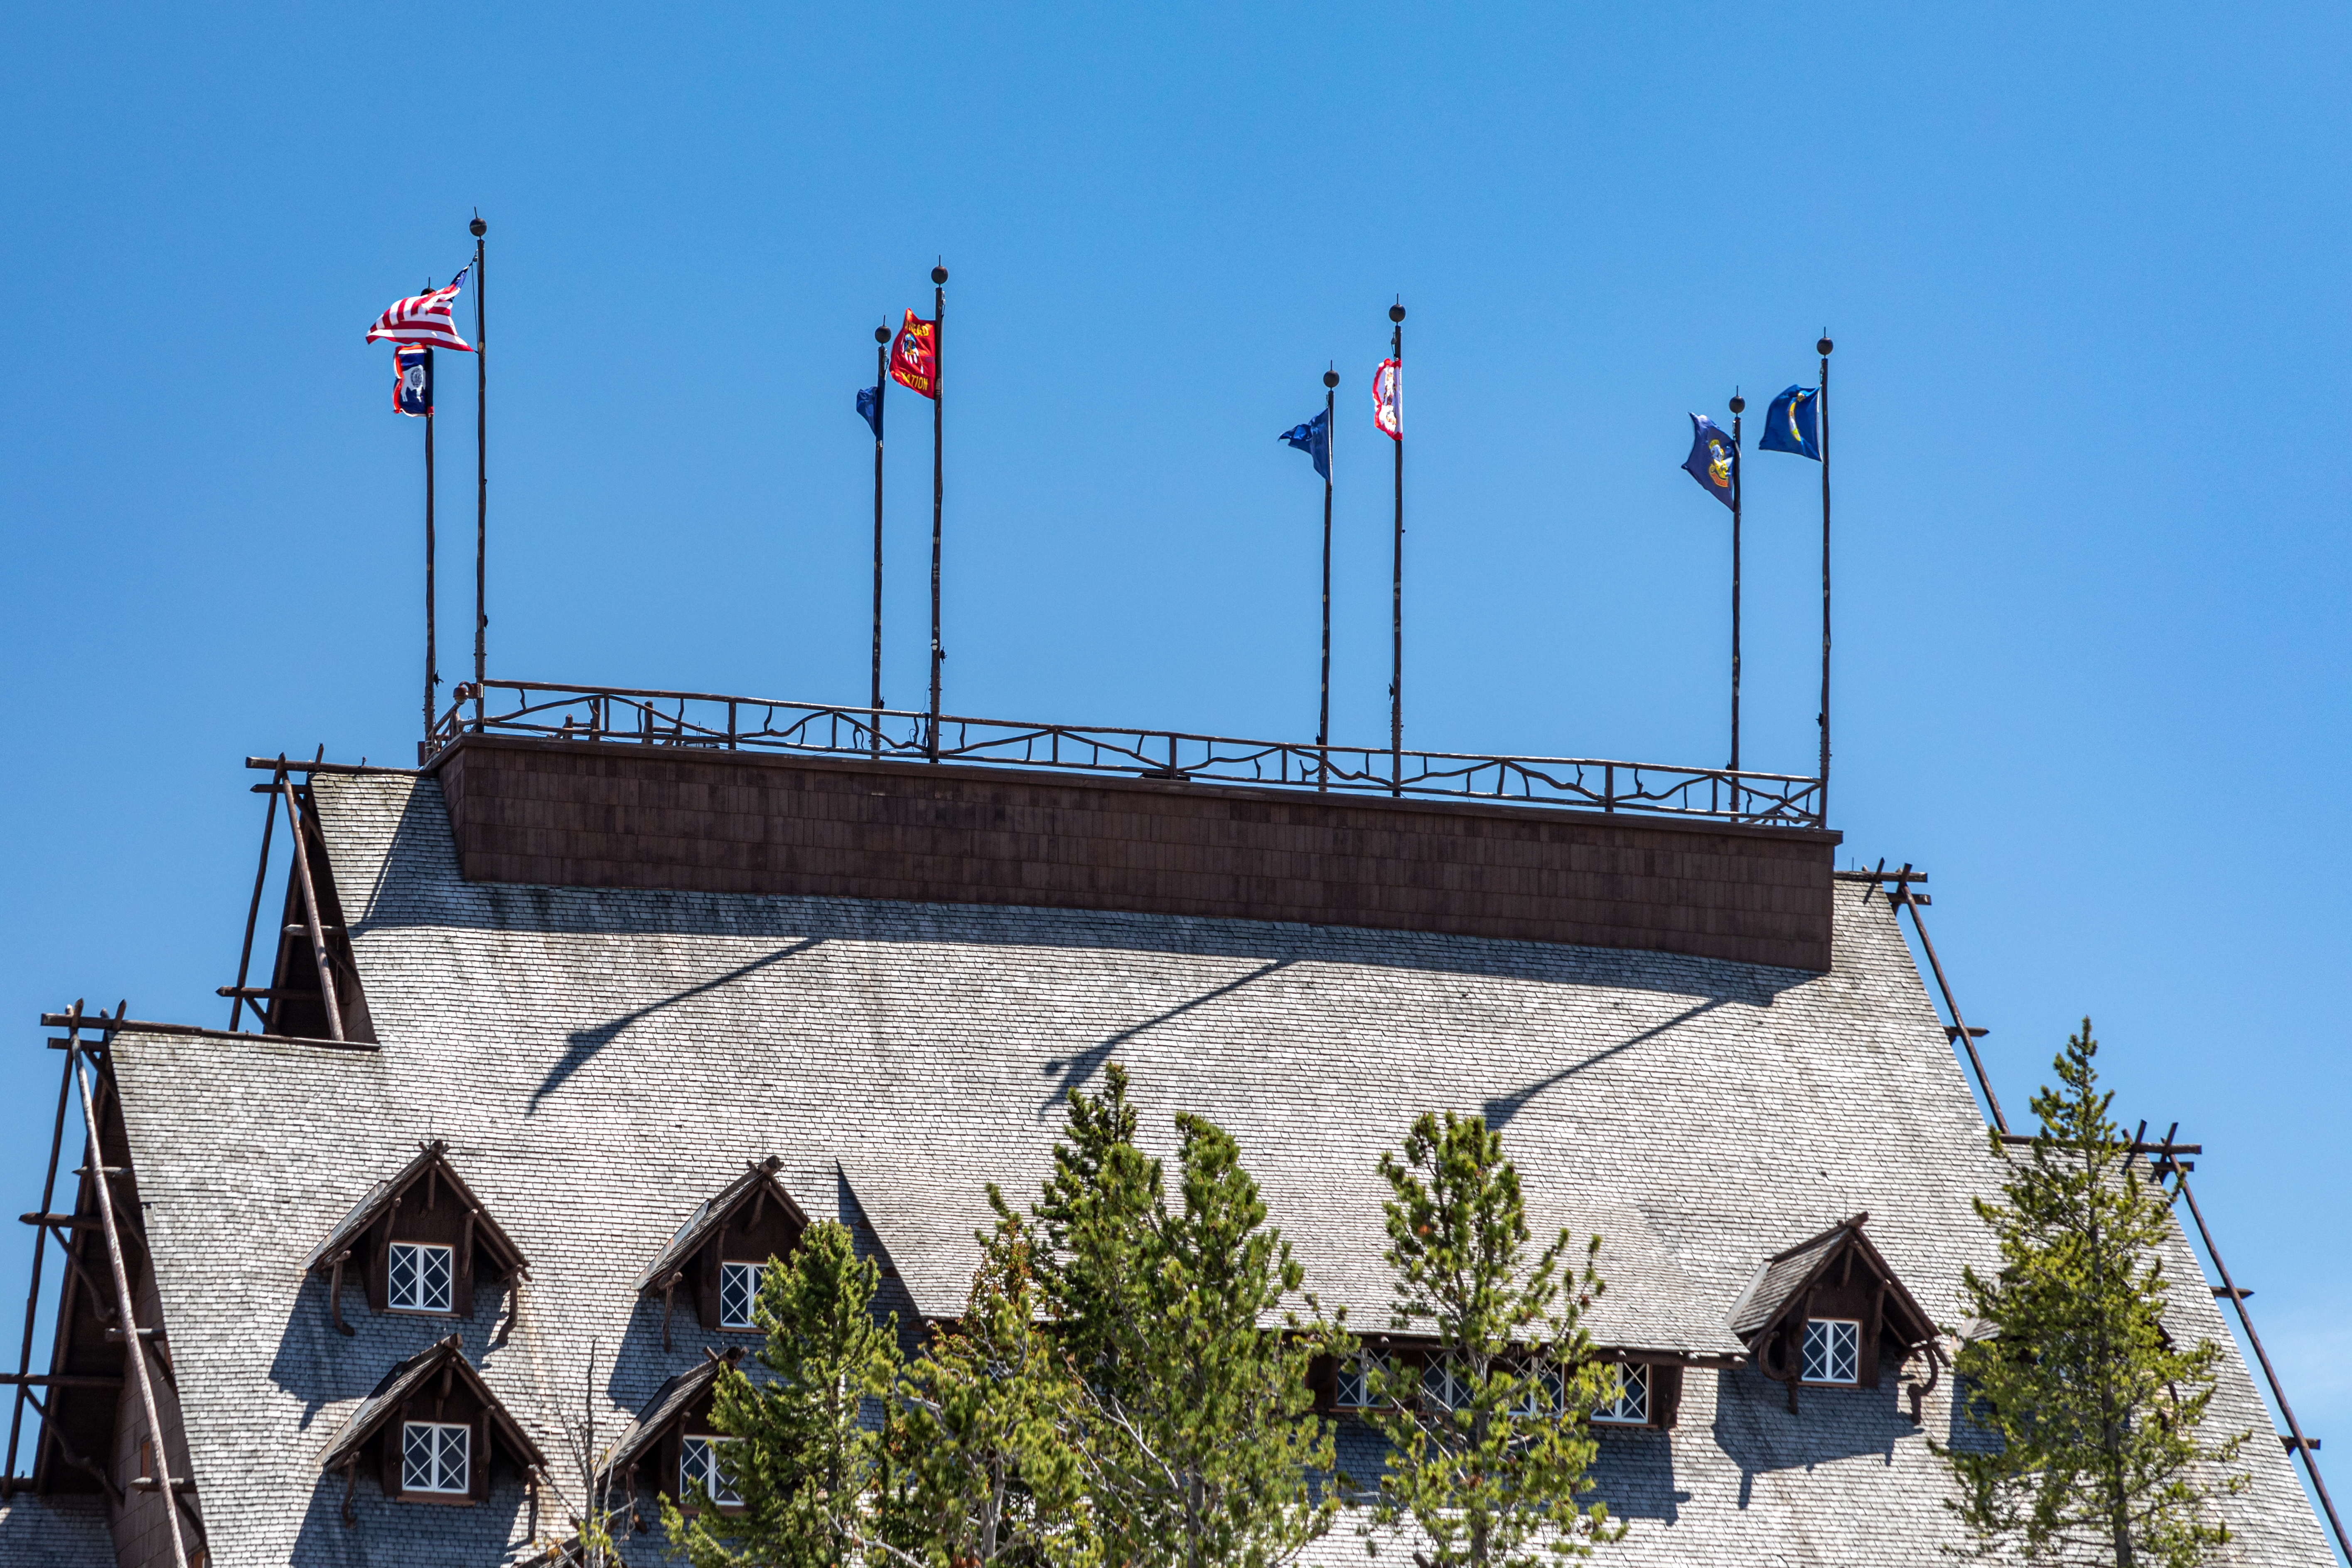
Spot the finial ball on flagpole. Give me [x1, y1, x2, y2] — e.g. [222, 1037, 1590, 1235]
[931, 265, 949, 285]
[1323, 369, 1340, 389]
[1817, 337, 1833, 356]
[1389, 303, 1406, 323]
[470, 216, 487, 238]
[875, 325, 891, 344]
[1729, 394, 1745, 414]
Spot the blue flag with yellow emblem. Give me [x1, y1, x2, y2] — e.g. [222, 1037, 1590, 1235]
[1759, 384, 1820, 460]
[1682, 414, 1736, 510]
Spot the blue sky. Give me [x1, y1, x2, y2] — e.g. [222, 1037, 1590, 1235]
[3, 3, 2347, 1534]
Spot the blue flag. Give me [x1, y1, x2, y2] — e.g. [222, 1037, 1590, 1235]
[1759, 384, 1820, 460]
[856, 383, 883, 440]
[1280, 408, 1330, 481]
[1682, 414, 1736, 510]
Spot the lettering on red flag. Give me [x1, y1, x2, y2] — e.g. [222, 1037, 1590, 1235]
[890, 309, 938, 400]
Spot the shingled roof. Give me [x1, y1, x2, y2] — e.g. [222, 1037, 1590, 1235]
[56, 770, 2335, 1566]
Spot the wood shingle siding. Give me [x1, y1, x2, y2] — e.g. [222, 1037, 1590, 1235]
[433, 735, 1841, 971]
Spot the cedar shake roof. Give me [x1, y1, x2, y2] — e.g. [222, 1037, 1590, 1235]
[317, 1334, 549, 1477]
[42, 769, 2335, 1566]
[634, 1157, 810, 1295]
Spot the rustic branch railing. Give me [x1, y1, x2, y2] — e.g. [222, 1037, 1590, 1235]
[431, 680, 1825, 828]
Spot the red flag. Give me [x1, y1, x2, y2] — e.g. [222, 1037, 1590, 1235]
[890, 309, 938, 399]
[1372, 358, 1401, 440]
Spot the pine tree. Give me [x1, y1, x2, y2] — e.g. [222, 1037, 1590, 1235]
[1938, 1019, 2248, 1567]
[879, 1214, 1097, 1568]
[1362, 1111, 1620, 1568]
[1012, 1066, 1347, 1568]
[664, 1220, 902, 1568]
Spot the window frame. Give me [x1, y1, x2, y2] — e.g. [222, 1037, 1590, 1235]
[386, 1241, 457, 1315]
[1800, 1317, 1863, 1386]
[1335, 1353, 1389, 1411]
[681, 1433, 745, 1508]
[400, 1418, 472, 1496]
[1590, 1362, 1651, 1425]
[718, 1260, 768, 1331]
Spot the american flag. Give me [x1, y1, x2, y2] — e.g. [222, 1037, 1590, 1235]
[365, 266, 473, 351]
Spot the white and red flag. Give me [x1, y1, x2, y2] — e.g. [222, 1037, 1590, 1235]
[366, 267, 474, 351]
[1372, 357, 1401, 440]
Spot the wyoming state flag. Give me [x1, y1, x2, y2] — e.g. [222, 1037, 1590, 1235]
[890, 310, 938, 400]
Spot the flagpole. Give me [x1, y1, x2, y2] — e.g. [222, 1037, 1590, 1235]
[1728, 392, 1744, 780]
[1319, 366, 1338, 788]
[1816, 335, 1833, 824]
[872, 323, 890, 757]
[423, 347, 437, 758]
[471, 214, 488, 733]
[1388, 301, 1405, 796]
[928, 263, 946, 763]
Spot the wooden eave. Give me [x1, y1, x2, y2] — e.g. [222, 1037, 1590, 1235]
[318, 1334, 548, 1475]
[303, 1139, 531, 1280]
[633, 1156, 807, 1295]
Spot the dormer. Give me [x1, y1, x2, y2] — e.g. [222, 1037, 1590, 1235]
[1728, 1213, 1941, 1416]
[303, 1140, 531, 1333]
[318, 1335, 548, 1518]
[603, 1347, 749, 1528]
[635, 1157, 810, 1349]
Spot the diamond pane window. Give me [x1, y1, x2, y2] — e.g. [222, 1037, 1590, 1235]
[1592, 1363, 1649, 1425]
[720, 1261, 767, 1330]
[400, 1420, 469, 1494]
[1421, 1355, 1467, 1411]
[681, 1435, 743, 1506]
[388, 1243, 455, 1312]
[1335, 1354, 1385, 1409]
[1801, 1318, 1861, 1384]
[1513, 1361, 1565, 1416]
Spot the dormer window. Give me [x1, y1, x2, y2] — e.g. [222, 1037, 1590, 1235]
[318, 1335, 548, 1519]
[602, 1347, 750, 1529]
[1801, 1318, 1862, 1386]
[636, 1158, 810, 1349]
[388, 1243, 456, 1314]
[401, 1420, 470, 1494]
[681, 1435, 743, 1507]
[719, 1261, 767, 1330]
[1592, 1364, 1650, 1425]
[304, 1140, 531, 1335]
[1728, 1213, 1942, 1416]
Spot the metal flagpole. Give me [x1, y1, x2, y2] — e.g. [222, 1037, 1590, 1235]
[1388, 301, 1405, 795]
[472, 214, 489, 732]
[1816, 335, 1833, 823]
[928, 263, 947, 763]
[1728, 391, 1744, 778]
[872, 324, 890, 756]
[424, 347, 437, 757]
[1319, 365, 1338, 787]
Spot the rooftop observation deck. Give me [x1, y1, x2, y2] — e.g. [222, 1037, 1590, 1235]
[416, 681, 1841, 970]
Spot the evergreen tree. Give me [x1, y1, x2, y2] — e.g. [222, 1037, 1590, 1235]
[880, 1215, 1097, 1568]
[1938, 1019, 2248, 1567]
[1011, 1066, 1347, 1568]
[664, 1221, 902, 1568]
[1362, 1111, 1620, 1568]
